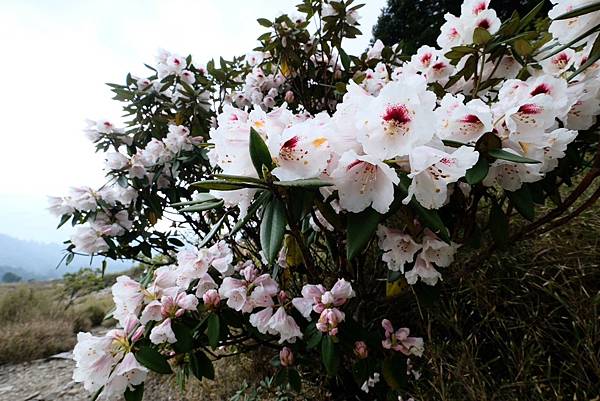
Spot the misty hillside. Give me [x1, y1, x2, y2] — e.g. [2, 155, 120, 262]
[0, 233, 130, 280]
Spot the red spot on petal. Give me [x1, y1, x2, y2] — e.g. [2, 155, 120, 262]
[461, 114, 482, 124]
[518, 104, 542, 115]
[383, 104, 412, 124]
[346, 159, 364, 171]
[473, 2, 487, 14]
[432, 61, 447, 71]
[477, 19, 491, 30]
[282, 136, 300, 150]
[420, 53, 432, 66]
[530, 84, 551, 97]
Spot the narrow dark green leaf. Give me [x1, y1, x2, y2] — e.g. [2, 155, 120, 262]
[339, 47, 351, 71]
[179, 200, 224, 213]
[519, 0, 546, 30]
[382, 354, 408, 390]
[191, 179, 267, 191]
[171, 321, 194, 353]
[570, 33, 600, 80]
[442, 139, 471, 148]
[273, 178, 333, 188]
[249, 127, 274, 178]
[507, 187, 535, 221]
[124, 383, 144, 401]
[488, 149, 541, 164]
[135, 346, 172, 374]
[489, 203, 509, 248]
[198, 214, 227, 248]
[465, 156, 489, 185]
[213, 174, 266, 185]
[260, 197, 286, 264]
[554, 2, 600, 20]
[171, 193, 216, 207]
[321, 336, 339, 375]
[190, 351, 215, 380]
[57, 214, 71, 229]
[229, 191, 270, 235]
[207, 313, 220, 348]
[288, 368, 302, 392]
[346, 208, 381, 260]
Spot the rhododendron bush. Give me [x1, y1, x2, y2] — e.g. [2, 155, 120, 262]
[50, 0, 600, 399]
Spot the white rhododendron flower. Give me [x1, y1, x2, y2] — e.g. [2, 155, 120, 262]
[548, 0, 600, 47]
[331, 150, 400, 214]
[404, 146, 479, 209]
[356, 75, 437, 159]
[377, 225, 422, 272]
[436, 93, 493, 143]
[271, 113, 332, 181]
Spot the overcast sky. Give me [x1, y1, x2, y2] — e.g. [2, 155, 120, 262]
[0, 0, 386, 244]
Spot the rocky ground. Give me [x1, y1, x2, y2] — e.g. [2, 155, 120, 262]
[0, 353, 85, 401]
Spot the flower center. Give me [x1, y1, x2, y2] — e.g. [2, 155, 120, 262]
[382, 104, 412, 136]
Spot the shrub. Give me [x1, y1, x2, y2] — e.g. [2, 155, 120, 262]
[49, 0, 600, 400]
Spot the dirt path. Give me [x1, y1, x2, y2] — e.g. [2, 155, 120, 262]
[0, 353, 86, 401]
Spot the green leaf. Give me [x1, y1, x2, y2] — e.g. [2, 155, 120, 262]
[57, 214, 71, 229]
[191, 179, 267, 191]
[260, 197, 286, 264]
[553, 2, 600, 20]
[229, 191, 270, 235]
[179, 200, 224, 213]
[249, 127, 274, 178]
[304, 322, 323, 349]
[171, 193, 217, 207]
[346, 208, 381, 260]
[513, 38, 533, 57]
[518, 0, 546, 30]
[190, 351, 215, 380]
[507, 186, 535, 221]
[488, 149, 541, 164]
[473, 27, 493, 45]
[489, 202, 509, 248]
[171, 321, 194, 353]
[135, 346, 172, 374]
[465, 156, 489, 185]
[124, 384, 144, 401]
[207, 313, 220, 348]
[273, 178, 333, 188]
[382, 354, 408, 390]
[198, 214, 227, 248]
[339, 48, 351, 71]
[570, 32, 600, 80]
[442, 139, 470, 148]
[213, 174, 266, 185]
[321, 336, 339, 375]
[257, 18, 272, 27]
[288, 368, 302, 392]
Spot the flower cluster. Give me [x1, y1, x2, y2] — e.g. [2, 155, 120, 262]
[60, 0, 600, 399]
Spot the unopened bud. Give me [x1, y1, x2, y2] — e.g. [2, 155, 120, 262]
[279, 347, 294, 367]
[354, 341, 368, 359]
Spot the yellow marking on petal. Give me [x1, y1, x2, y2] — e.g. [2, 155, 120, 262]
[254, 120, 265, 129]
[312, 137, 327, 148]
[519, 141, 530, 154]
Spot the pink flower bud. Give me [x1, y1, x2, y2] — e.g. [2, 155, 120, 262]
[284, 90, 295, 103]
[203, 289, 221, 309]
[131, 326, 145, 343]
[279, 347, 294, 367]
[354, 341, 368, 359]
[278, 290, 289, 303]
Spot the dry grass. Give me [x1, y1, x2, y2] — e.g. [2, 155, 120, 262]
[408, 203, 600, 401]
[0, 282, 114, 365]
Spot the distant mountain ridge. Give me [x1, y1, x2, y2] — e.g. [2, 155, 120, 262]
[0, 233, 130, 280]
